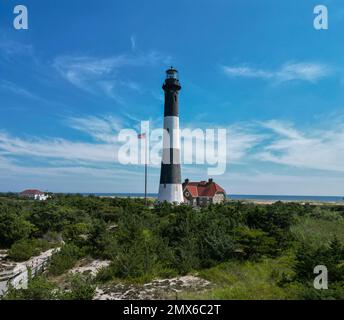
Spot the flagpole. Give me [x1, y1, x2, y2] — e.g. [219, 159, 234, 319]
[144, 135, 148, 206]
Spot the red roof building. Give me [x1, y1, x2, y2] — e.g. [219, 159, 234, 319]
[20, 189, 44, 197]
[19, 189, 50, 201]
[182, 179, 227, 206]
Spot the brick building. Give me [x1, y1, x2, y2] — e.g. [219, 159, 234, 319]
[182, 179, 226, 206]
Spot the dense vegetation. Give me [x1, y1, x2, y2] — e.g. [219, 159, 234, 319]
[0, 193, 343, 300]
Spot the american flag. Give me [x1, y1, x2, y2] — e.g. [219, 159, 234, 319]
[138, 133, 146, 139]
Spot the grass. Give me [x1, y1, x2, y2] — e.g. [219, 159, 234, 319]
[291, 217, 344, 248]
[179, 255, 300, 300]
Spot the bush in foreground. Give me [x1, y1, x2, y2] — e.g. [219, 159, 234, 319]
[48, 244, 83, 276]
[8, 239, 55, 262]
[60, 274, 96, 300]
[3, 276, 57, 300]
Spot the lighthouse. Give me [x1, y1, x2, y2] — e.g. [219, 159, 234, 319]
[158, 67, 184, 204]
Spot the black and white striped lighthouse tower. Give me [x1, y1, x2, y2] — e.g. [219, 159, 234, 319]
[158, 67, 184, 204]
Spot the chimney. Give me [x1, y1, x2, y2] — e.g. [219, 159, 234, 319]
[185, 179, 190, 184]
[208, 178, 213, 183]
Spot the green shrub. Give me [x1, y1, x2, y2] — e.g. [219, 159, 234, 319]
[291, 217, 344, 248]
[48, 244, 83, 276]
[296, 281, 344, 300]
[62, 222, 90, 242]
[1, 195, 344, 300]
[60, 274, 96, 300]
[294, 237, 344, 282]
[8, 240, 40, 262]
[233, 227, 278, 260]
[95, 266, 115, 283]
[0, 209, 33, 248]
[309, 207, 343, 222]
[8, 239, 55, 262]
[3, 276, 57, 300]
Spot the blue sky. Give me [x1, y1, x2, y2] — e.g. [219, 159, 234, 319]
[1, 0, 344, 195]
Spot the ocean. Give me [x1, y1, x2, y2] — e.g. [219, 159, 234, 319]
[86, 193, 344, 203]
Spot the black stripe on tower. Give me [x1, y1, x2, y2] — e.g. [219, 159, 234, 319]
[160, 163, 182, 184]
[160, 148, 181, 184]
[164, 91, 179, 117]
[163, 74, 181, 117]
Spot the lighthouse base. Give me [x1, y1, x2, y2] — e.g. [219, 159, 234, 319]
[158, 184, 184, 204]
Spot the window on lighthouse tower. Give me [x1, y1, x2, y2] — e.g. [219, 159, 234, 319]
[166, 67, 178, 79]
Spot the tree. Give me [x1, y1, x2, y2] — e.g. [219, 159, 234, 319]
[8, 239, 39, 261]
[0, 209, 33, 247]
[60, 274, 96, 300]
[48, 244, 83, 276]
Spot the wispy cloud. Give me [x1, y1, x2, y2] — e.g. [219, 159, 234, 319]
[228, 126, 264, 162]
[0, 131, 118, 164]
[180, 118, 344, 173]
[0, 80, 48, 103]
[256, 120, 344, 172]
[178, 121, 264, 168]
[0, 38, 34, 59]
[53, 52, 172, 100]
[2, 112, 344, 193]
[66, 115, 124, 143]
[130, 35, 137, 51]
[0, 111, 149, 192]
[0, 153, 144, 193]
[215, 171, 344, 196]
[223, 62, 331, 83]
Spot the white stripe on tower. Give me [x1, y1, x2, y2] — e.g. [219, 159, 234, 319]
[158, 67, 184, 204]
[163, 116, 181, 150]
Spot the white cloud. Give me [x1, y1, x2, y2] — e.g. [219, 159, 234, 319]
[130, 35, 137, 51]
[66, 115, 123, 143]
[227, 125, 264, 163]
[260, 120, 303, 139]
[53, 52, 172, 99]
[0, 38, 34, 58]
[54, 56, 122, 87]
[2, 118, 344, 175]
[2, 113, 344, 194]
[0, 112, 148, 192]
[0, 131, 118, 164]
[0, 80, 51, 104]
[216, 171, 344, 196]
[223, 67, 273, 79]
[178, 122, 263, 167]
[0, 155, 146, 193]
[256, 120, 344, 172]
[223, 62, 331, 83]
